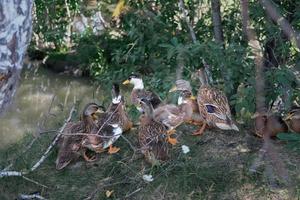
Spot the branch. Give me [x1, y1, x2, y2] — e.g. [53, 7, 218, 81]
[260, 0, 300, 50]
[178, 0, 197, 43]
[0, 106, 76, 178]
[19, 194, 47, 200]
[30, 106, 76, 171]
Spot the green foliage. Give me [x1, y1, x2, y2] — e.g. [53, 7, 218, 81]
[277, 133, 300, 152]
[32, 0, 300, 123]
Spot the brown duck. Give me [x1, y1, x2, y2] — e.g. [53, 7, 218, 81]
[284, 106, 300, 133]
[193, 68, 239, 135]
[56, 103, 105, 170]
[254, 112, 288, 138]
[169, 79, 204, 126]
[82, 83, 133, 154]
[138, 98, 169, 165]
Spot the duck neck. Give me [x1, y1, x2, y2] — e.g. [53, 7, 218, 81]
[144, 104, 154, 120]
[112, 95, 122, 104]
[180, 101, 193, 119]
[83, 116, 95, 131]
[198, 68, 209, 86]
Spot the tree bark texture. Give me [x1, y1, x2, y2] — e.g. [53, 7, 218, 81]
[211, 0, 224, 44]
[0, 0, 33, 114]
[240, 0, 266, 113]
[259, 0, 300, 50]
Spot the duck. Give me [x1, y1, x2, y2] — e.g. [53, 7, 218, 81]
[122, 73, 162, 112]
[82, 83, 133, 154]
[169, 79, 204, 126]
[254, 112, 288, 138]
[56, 103, 105, 170]
[284, 106, 300, 133]
[138, 98, 169, 165]
[193, 67, 239, 135]
[152, 90, 197, 145]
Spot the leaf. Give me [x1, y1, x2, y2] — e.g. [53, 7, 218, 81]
[277, 133, 300, 141]
[105, 190, 114, 198]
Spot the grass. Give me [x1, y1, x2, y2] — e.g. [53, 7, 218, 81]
[0, 121, 300, 199]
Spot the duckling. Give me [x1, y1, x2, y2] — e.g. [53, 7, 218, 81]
[56, 103, 105, 170]
[284, 106, 300, 133]
[82, 83, 133, 154]
[193, 68, 239, 135]
[138, 98, 169, 165]
[122, 74, 162, 112]
[254, 112, 288, 138]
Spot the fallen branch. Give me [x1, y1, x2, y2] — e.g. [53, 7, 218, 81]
[19, 194, 47, 200]
[30, 106, 76, 171]
[22, 175, 49, 188]
[0, 106, 76, 178]
[125, 187, 142, 198]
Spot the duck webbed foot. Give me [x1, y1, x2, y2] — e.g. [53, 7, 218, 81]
[192, 122, 206, 136]
[108, 145, 120, 154]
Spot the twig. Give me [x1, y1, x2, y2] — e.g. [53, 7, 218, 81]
[0, 170, 24, 178]
[96, 103, 121, 135]
[120, 135, 137, 152]
[61, 132, 121, 139]
[22, 175, 49, 188]
[30, 106, 76, 171]
[125, 187, 142, 198]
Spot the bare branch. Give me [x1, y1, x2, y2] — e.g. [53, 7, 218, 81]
[178, 0, 197, 43]
[19, 194, 47, 200]
[30, 106, 76, 171]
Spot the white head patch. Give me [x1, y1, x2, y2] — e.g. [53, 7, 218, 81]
[112, 95, 122, 104]
[130, 78, 144, 89]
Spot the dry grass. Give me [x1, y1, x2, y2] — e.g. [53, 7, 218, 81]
[0, 123, 299, 199]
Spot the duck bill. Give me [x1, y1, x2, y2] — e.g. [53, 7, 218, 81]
[122, 80, 130, 85]
[56, 159, 71, 170]
[189, 95, 196, 100]
[169, 86, 177, 92]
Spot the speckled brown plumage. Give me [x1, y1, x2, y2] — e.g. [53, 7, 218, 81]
[82, 84, 132, 153]
[56, 103, 103, 170]
[285, 106, 300, 133]
[138, 98, 169, 164]
[195, 68, 238, 134]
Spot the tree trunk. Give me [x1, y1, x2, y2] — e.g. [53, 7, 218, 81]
[211, 0, 224, 45]
[0, 0, 33, 115]
[240, 0, 266, 114]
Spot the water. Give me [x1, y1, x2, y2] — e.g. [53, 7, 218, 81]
[0, 66, 105, 149]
